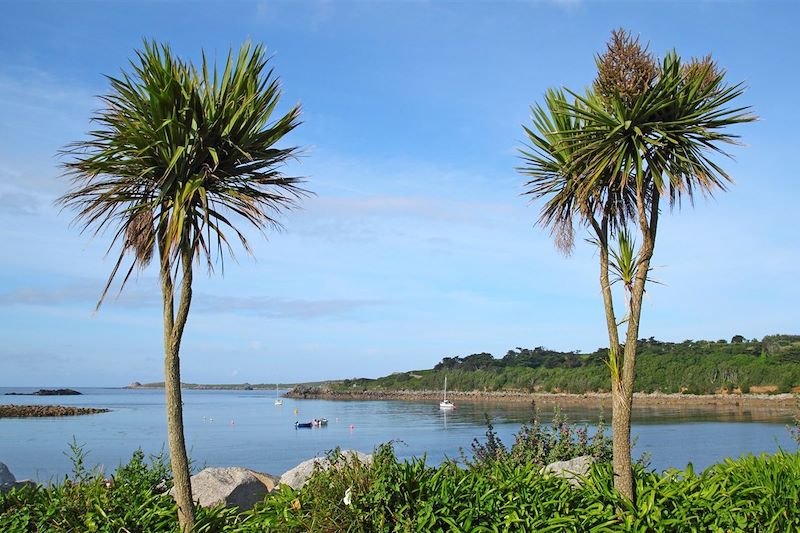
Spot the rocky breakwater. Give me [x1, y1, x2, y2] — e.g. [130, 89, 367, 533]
[0, 405, 110, 418]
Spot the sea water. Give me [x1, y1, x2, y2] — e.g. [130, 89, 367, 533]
[0, 387, 795, 482]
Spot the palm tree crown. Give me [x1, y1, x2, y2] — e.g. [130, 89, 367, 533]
[59, 41, 305, 303]
[520, 30, 755, 251]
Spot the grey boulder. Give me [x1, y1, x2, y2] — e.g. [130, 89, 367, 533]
[0, 463, 15, 491]
[280, 450, 372, 490]
[169, 467, 278, 510]
[0, 462, 34, 493]
[541, 455, 594, 487]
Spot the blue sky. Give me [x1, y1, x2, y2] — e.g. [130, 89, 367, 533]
[1, 1, 798, 386]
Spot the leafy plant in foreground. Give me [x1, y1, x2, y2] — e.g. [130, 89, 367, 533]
[465, 409, 612, 470]
[3, 440, 800, 531]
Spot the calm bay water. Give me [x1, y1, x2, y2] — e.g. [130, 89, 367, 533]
[1, 387, 795, 482]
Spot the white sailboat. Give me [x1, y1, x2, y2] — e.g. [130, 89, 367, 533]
[274, 384, 283, 406]
[439, 376, 455, 410]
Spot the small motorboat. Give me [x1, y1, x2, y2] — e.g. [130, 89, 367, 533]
[296, 418, 328, 429]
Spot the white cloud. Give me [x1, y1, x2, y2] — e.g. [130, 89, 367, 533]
[0, 281, 384, 320]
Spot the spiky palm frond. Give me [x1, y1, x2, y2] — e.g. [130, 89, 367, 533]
[608, 227, 639, 296]
[59, 41, 305, 306]
[518, 90, 636, 253]
[519, 42, 755, 257]
[564, 51, 756, 206]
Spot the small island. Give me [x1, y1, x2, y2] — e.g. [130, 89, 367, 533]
[0, 405, 109, 418]
[4, 389, 82, 396]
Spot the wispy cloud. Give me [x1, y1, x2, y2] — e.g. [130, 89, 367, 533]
[548, 0, 583, 12]
[194, 294, 383, 319]
[0, 282, 382, 319]
[0, 65, 97, 116]
[0, 189, 43, 216]
[0, 280, 157, 308]
[287, 193, 521, 243]
[313, 195, 514, 224]
[0, 66, 97, 195]
[254, 0, 337, 32]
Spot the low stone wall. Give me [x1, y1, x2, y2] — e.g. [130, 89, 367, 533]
[0, 405, 110, 418]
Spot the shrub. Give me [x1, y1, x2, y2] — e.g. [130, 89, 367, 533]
[464, 409, 612, 469]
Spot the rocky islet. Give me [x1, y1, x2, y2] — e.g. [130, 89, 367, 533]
[0, 405, 110, 418]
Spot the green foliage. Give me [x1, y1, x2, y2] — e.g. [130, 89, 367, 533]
[59, 41, 305, 300]
[0, 445, 178, 532]
[335, 335, 800, 395]
[228, 448, 800, 532]
[762, 335, 800, 363]
[3, 441, 800, 532]
[465, 410, 612, 469]
[789, 399, 800, 447]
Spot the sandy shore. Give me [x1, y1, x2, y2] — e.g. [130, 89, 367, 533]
[285, 387, 799, 409]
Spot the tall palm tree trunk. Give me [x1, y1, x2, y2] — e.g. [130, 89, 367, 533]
[613, 185, 660, 501]
[161, 241, 196, 531]
[611, 383, 633, 499]
[592, 217, 634, 500]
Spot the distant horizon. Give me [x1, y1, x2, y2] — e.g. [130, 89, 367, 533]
[3, 332, 793, 388]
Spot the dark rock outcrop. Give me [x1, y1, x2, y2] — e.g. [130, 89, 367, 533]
[33, 389, 81, 396]
[0, 405, 110, 418]
[5, 389, 82, 396]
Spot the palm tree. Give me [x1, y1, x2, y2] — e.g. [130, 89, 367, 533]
[519, 30, 755, 501]
[58, 41, 305, 530]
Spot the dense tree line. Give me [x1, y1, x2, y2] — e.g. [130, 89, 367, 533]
[334, 335, 800, 395]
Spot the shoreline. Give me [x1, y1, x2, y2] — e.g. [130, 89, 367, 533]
[285, 388, 799, 408]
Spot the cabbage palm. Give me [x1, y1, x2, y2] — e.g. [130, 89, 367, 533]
[58, 41, 304, 530]
[519, 30, 755, 501]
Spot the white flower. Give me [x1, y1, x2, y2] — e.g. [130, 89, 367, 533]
[343, 487, 352, 506]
